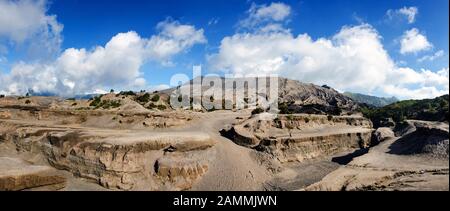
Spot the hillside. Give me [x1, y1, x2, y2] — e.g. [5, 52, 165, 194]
[361, 94, 449, 128]
[161, 77, 359, 114]
[344, 92, 398, 107]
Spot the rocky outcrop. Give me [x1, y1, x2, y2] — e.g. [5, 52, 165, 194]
[389, 120, 449, 159]
[0, 157, 66, 191]
[372, 127, 395, 145]
[222, 114, 373, 163]
[154, 152, 211, 190]
[0, 121, 215, 190]
[304, 120, 449, 191]
[161, 77, 359, 112]
[277, 78, 358, 111]
[257, 130, 372, 163]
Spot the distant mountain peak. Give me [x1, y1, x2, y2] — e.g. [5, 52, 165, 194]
[344, 92, 399, 107]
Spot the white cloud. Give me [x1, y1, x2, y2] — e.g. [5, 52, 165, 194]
[146, 19, 207, 64]
[383, 86, 447, 100]
[238, 2, 291, 30]
[387, 6, 418, 24]
[383, 66, 448, 99]
[400, 28, 432, 54]
[0, 0, 63, 59]
[148, 84, 170, 92]
[418, 50, 445, 62]
[91, 89, 108, 95]
[388, 67, 449, 89]
[209, 24, 394, 92]
[208, 15, 448, 99]
[0, 20, 206, 96]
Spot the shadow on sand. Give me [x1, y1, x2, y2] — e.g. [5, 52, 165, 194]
[331, 148, 369, 165]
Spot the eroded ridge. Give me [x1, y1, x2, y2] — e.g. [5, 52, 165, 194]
[222, 114, 374, 163]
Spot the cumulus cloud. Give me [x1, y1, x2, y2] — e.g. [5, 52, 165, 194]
[387, 6, 418, 24]
[0, 0, 63, 59]
[208, 10, 448, 99]
[238, 2, 291, 30]
[209, 24, 393, 92]
[146, 19, 207, 65]
[400, 28, 432, 54]
[418, 50, 445, 62]
[386, 67, 449, 94]
[0, 20, 206, 96]
[383, 67, 448, 99]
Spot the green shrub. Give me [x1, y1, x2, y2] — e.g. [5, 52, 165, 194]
[151, 94, 160, 102]
[157, 105, 167, 110]
[137, 93, 151, 103]
[118, 91, 136, 96]
[278, 102, 292, 114]
[147, 103, 157, 109]
[75, 107, 91, 110]
[109, 100, 121, 108]
[90, 97, 121, 109]
[89, 96, 101, 107]
[25, 100, 31, 104]
[251, 107, 265, 115]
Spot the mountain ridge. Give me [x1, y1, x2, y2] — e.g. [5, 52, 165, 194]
[344, 92, 399, 107]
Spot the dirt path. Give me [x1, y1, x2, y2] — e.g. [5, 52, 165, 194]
[304, 134, 449, 191]
[185, 111, 272, 191]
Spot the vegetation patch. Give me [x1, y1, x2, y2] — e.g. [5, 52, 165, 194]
[117, 91, 136, 97]
[251, 107, 265, 115]
[157, 105, 167, 110]
[360, 95, 449, 128]
[151, 94, 160, 102]
[136, 93, 151, 103]
[89, 96, 121, 109]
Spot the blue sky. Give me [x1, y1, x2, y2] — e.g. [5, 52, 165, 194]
[0, 0, 448, 99]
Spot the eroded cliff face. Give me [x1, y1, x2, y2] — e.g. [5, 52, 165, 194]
[222, 114, 373, 163]
[0, 157, 67, 191]
[304, 121, 449, 191]
[0, 119, 215, 191]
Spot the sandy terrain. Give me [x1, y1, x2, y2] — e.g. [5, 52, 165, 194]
[1, 96, 448, 191]
[304, 121, 449, 191]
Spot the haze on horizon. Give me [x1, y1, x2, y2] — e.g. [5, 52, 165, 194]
[0, 0, 448, 100]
